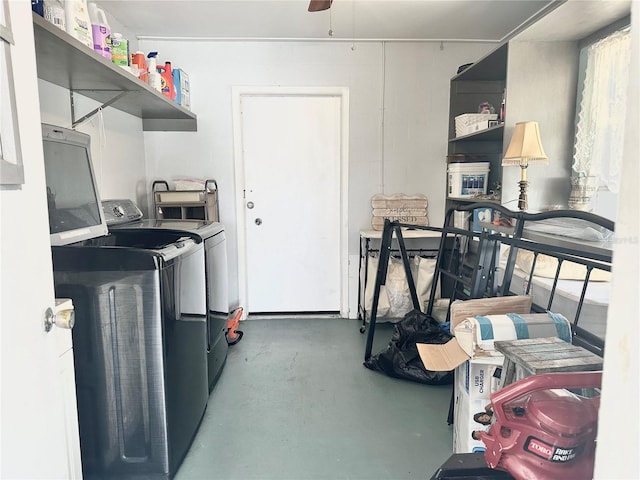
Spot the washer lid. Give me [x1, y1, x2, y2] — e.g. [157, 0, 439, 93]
[110, 217, 224, 236]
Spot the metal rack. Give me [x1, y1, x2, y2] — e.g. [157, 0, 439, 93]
[357, 229, 441, 333]
[364, 203, 615, 361]
[362, 208, 501, 362]
[152, 179, 219, 222]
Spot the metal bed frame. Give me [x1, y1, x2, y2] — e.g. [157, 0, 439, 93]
[363, 202, 614, 361]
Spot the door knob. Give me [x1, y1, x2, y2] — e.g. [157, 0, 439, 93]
[44, 306, 75, 332]
[247, 201, 255, 209]
[255, 218, 262, 225]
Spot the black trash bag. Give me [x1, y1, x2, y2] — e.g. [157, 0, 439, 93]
[364, 309, 453, 385]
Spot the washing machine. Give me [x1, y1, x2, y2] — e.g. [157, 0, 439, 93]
[102, 199, 230, 391]
[42, 123, 208, 479]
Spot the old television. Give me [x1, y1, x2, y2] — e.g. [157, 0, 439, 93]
[42, 124, 108, 246]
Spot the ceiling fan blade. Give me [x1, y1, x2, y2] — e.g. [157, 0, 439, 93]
[308, 0, 332, 12]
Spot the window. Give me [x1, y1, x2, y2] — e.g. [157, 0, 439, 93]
[570, 24, 631, 219]
[0, 0, 24, 186]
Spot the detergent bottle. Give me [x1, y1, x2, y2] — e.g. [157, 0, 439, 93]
[131, 51, 148, 83]
[157, 61, 176, 101]
[88, 2, 111, 59]
[64, 0, 93, 49]
[147, 52, 162, 92]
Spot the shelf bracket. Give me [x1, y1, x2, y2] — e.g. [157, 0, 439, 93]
[69, 90, 131, 128]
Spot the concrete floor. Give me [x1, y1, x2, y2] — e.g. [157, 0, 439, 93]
[175, 318, 453, 480]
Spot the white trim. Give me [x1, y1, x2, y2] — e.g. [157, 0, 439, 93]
[138, 36, 500, 44]
[232, 86, 350, 319]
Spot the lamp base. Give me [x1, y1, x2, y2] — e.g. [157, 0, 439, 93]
[518, 180, 528, 211]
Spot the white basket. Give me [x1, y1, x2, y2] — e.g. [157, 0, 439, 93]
[455, 113, 498, 137]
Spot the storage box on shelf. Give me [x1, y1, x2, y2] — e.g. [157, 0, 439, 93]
[455, 114, 499, 137]
[447, 162, 490, 199]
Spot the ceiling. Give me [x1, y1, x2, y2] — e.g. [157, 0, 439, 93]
[99, 0, 569, 43]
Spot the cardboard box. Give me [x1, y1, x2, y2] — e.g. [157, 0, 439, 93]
[425, 296, 531, 371]
[457, 356, 505, 400]
[448, 296, 533, 333]
[454, 388, 493, 453]
[172, 68, 190, 110]
[416, 297, 575, 372]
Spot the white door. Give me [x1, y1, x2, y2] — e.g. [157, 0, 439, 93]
[236, 91, 346, 314]
[1, 2, 74, 478]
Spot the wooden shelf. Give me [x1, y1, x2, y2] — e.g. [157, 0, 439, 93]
[32, 13, 197, 132]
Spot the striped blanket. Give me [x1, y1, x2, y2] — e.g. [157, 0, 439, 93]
[454, 312, 571, 357]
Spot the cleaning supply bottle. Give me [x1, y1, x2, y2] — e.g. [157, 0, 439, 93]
[131, 51, 148, 83]
[157, 61, 176, 100]
[88, 2, 111, 59]
[43, 0, 65, 31]
[64, 0, 93, 49]
[147, 52, 162, 92]
[32, 0, 44, 17]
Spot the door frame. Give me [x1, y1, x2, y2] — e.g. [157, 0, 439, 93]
[232, 86, 349, 318]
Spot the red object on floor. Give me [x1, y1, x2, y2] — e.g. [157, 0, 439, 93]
[226, 307, 243, 345]
[480, 371, 601, 480]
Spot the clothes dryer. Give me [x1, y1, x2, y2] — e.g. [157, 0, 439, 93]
[102, 199, 230, 391]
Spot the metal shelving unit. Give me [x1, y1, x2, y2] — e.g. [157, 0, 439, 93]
[32, 13, 197, 132]
[152, 180, 219, 222]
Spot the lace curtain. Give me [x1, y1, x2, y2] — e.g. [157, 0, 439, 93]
[570, 29, 631, 209]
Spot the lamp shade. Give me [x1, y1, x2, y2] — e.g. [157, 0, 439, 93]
[502, 121, 548, 166]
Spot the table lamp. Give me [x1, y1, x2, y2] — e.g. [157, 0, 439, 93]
[502, 121, 548, 211]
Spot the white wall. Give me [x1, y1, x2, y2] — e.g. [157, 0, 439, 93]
[38, 81, 150, 216]
[503, 41, 578, 212]
[594, 2, 639, 477]
[138, 39, 493, 311]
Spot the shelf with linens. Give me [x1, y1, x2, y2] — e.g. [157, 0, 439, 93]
[32, 13, 196, 132]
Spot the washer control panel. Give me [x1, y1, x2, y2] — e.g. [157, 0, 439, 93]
[101, 199, 143, 226]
